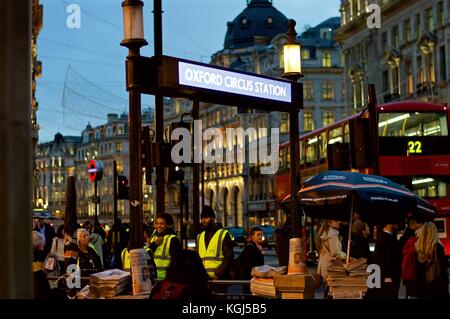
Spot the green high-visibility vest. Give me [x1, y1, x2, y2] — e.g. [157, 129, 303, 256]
[151, 234, 176, 280]
[121, 246, 151, 271]
[197, 229, 229, 278]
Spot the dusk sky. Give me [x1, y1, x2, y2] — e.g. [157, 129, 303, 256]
[36, 0, 340, 142]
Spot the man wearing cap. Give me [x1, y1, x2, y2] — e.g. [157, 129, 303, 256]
[197, 205, 234, 280]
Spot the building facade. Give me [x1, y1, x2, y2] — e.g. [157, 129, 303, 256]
[75, 111, 154, 224]
[36, 133, 81, 217]
[335, 0, 450, 109]
[32, 0, 43, 207]
[164, 0, 345, 229]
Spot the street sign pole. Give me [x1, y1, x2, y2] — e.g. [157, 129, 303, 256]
[94, 180, 99, 224]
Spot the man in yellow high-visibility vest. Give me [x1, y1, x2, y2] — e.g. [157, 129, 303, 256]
[149, 214, 181, 280]
[197, 206, 234, 279]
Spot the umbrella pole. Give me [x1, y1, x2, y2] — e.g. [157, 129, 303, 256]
[346, 198, 354, 267]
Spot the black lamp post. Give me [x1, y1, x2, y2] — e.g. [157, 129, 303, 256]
[120, 0, 147, 249]
[283, 19, 306, 274]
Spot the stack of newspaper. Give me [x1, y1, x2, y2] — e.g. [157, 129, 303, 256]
[326, 258, 368, 299]
[250, 266, 287, 298]
[89, 269, 131, 298]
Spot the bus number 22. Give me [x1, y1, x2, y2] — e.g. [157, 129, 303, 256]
[408, 141, 422, 154]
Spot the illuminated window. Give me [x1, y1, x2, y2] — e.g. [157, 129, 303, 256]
[301, 49, 310, 60]
[322, 81, 334, 100]
[322, 111, 335, 127]
[280, 113, 289, 134]
[304, 81, 313, 100]
[216, 110, 221, 124]
[303, 112, 314, 132]
[116, 142, 122, 153]
[322, 50, 331, 67]
[404, 19, 411, 42]
[406, 61, 413, 94]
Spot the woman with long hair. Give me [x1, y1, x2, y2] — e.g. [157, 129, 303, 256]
[415, 222, 449, 298]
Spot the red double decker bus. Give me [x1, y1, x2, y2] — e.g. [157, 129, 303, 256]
[275, 101, 450, 257]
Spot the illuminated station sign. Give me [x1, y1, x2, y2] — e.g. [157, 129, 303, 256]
[130, 55, 302, 112]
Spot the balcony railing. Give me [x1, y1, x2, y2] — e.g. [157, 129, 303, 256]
[416, 82, 436, 97]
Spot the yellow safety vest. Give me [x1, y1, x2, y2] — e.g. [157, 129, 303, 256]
[121, 246, 152, 272]
[151, 234, 176, 280]
[197, 229, 229, 278]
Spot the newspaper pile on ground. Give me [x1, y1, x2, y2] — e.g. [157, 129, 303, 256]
[88, 269, 131, 298]
[250, 265, 287, 298]
[326, 258, 368, 299]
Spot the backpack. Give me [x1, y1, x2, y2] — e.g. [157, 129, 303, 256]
[401, 236, 417, 281]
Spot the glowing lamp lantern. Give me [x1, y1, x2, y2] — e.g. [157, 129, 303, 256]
[283, 19, 302, 79]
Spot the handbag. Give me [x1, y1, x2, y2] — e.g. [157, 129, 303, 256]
[44, 255, 56, 271]
[424, 246, 440, 283]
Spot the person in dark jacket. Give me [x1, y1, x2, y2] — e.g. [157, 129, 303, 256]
[350, 220, 371, 261]
[373, 224, 401, 299]
[399, 215, 423, 250]
[235, 227, 265, 280]
[414, 222, 449, 298]
[77, 228, 103, 283]
[150, 249, 212, 300]
[197, 206, 234, 280]
[32, 231, 51, 299]
[34, 219, 56, 257]
[274, 217, 291, 267]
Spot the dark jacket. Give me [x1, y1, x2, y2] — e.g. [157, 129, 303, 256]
[399, 227, 416, 251]
[149, 229, 182, 258]
[274, 226, 290, 267]
[415, 243, 449, 298]
[200, 224, 234, 279]
[350, 235, 371, 261]
[235, 241, 265, 280]
[373, 230, 401, 287]
[34, 224, 56, 256]
[78, 246, 103, 277]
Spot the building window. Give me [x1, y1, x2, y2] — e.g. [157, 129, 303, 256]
[382, 70, 389, 95]
[392, 25, 399, 48]
[303, 81, 313, 100]
[406, 61, 413, 95]
[303, 112, 314, 132]
[417, 56, 424, 84]
[301, 49, 310, 60]
[116, 142, 122, 153]
[216, 110, 220, 124]
[425, 8, 433, 32]
[381, 32, 388, 52]
[403, 19, 411, 42]
[320, 28, 332, 40]
[415, 13, 421, 37]
[322, 111, 334, 127]
[440, 46, 447, 81]
[322, 50, 331, 67]
[322, 81, 334, 100]
[437, 2, 444, 26]
[280, 113, 289, 134]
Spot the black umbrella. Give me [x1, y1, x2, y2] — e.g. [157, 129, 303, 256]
[297, 171, 436, 265]
[298, 171, 435, 224]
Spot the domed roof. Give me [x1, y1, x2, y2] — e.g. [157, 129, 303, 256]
[224, 0, 288, 50]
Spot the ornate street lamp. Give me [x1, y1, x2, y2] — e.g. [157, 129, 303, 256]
[283, 19, 302, 80]
[282, 19, 306, 275]
[121, 0, 148, 249]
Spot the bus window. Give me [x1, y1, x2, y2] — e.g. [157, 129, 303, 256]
[306, 136, 318, 166]
[300, 140, 306, 167]
[344, 124, 350, 143]
[378, 112, 449, 137]
[329, 126, 343, 145]
[319, 132, 327, 163]
[279, 147, 287, 171]
[412, 177, 448, 198]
